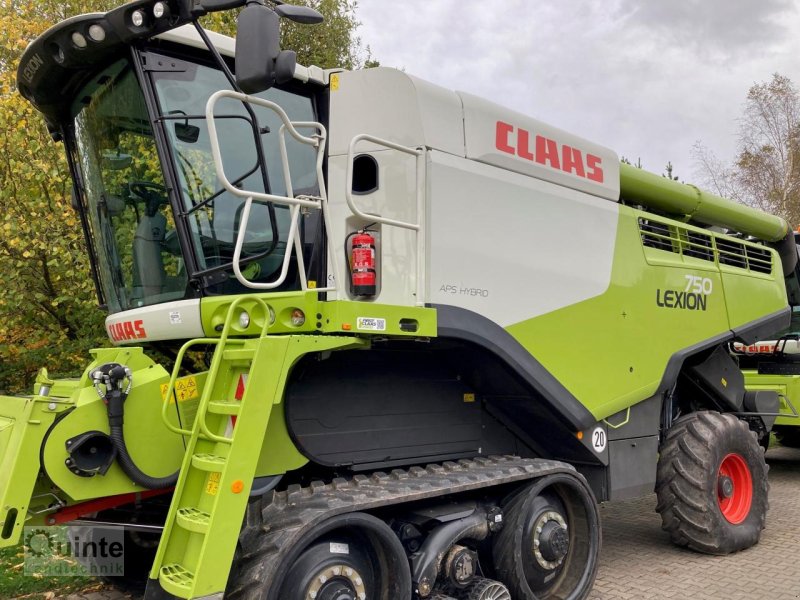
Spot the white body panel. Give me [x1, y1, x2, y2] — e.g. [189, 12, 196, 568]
[328, 67, 466, 158]
[427, 151, 619, 326]
[105, 299, 204, 345]
[460, 93, 620, 202]
[327, 151, 420, 305]
[326, 68, 621, 314]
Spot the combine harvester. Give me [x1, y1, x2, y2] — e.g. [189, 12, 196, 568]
[3, 1, 800, 598]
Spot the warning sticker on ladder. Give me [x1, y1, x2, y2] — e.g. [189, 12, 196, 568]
[160, 376, 199, 403]
[224, 373, 248, 438]
[205, 472, 220, 496]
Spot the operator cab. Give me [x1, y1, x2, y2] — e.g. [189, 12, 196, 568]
[19, 1, 327, 322]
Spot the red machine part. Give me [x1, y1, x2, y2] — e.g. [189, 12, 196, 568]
[350, 231, 376, 296]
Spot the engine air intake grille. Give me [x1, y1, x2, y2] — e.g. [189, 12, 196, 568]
[716, 238, 748, 269]
[639, 219, 675, 252]
[638, 218, 773, 275]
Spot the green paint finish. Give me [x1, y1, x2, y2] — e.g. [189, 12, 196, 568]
[42, 349, 188, 501]
[743, 370, 800, 426]
[255, 400, 308, 476]
[152, 331, 365, 598]
[0, 393, 55, 547]
[320, 300, 437, 337]
[507, 206, 787, 421]
[202, 291, 436, 339]
[620, 162, 788, 242]
[201, 291, 320, 336]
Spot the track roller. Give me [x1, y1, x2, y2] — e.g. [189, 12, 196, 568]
[492, 473, 600, 599]
[272, 512, 411, 600]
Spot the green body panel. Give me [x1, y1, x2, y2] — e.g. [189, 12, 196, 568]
[0, 394, 56, 547]
[743, 370, 800, 427]
[507, 206, 787, 420]
[254, 401, 308, 475]
[619, 162, 789, 242]
[42, 349, 186, 500]
[200, 292, 437, 339]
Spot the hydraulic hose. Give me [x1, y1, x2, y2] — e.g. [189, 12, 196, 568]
[93, 363, 178, 489]
[108, 425, 179, 490]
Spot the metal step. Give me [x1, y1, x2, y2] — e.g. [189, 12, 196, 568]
[207, 400, 241, 415]
[175, 507, 211, 534]
[191, 453, 227, 472]
[222, 348, 255, 363]
[159, 563, 195, 597]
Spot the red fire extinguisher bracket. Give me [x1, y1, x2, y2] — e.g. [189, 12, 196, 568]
[350, 231, 377, 296]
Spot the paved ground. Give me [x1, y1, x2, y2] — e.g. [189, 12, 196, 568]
[57, 445, 800, 600]
[589, 444, 800, 600]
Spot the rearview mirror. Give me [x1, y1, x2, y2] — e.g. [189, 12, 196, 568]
[274, 4, 324, 24]
[235, 2, 297, 94]
[175, 122, 201, 143]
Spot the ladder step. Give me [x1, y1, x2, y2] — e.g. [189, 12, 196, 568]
[222, 348, 255, 362]
[159, 563, 194, 597]
[192, 453, 227, 472]
[175, 507, 210, 534]
[207, 400, 241, 415]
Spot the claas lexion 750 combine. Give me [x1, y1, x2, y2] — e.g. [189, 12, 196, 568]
[3, 1, 800, 599]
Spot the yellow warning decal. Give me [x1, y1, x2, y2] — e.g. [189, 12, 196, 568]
[205, 472, 221, 496]
[161, 376, 199, 403]
[330, 73, 340, 91]
[463, 393, 476, 403]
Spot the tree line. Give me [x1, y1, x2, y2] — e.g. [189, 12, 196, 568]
[0, 0, 370, 392]
[1, 2, 797, 393]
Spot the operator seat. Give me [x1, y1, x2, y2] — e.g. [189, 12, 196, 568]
[132, 211, 167, 302]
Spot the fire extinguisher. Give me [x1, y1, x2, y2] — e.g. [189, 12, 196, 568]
[348, 229, 377, 296]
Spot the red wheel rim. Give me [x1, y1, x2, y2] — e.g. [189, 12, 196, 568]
[717, 453, 752, 524]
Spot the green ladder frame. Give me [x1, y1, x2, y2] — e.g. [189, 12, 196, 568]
[149, 298, 364, 598]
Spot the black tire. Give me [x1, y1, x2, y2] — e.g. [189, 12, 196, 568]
[775, 426, 800, 448]
[491, 472, 600, 600]
[655, 411, 769, 555]
[227, 510, 411, 600]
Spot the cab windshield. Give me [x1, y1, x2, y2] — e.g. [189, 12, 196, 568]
[70, 52, 320, 314]
[148, 51, 319, 295]
[72, 59, 188, 313]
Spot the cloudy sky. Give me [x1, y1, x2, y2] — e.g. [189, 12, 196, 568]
[357, 0, 800, 185]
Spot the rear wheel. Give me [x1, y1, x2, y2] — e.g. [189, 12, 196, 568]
[491, 473, 600, 600]
[655, 411, 768, 554]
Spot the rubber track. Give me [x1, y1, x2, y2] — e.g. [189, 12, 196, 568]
[227, 456, 578, 599]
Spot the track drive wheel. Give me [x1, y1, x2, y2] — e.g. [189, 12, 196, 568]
[775, 426, 800, 448]
[491, 472, 600, 600]
[229, 511, 411, 600]
[655, 410, 768, 554]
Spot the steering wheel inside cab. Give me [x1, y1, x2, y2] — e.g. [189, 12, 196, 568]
[127, 181, 169, 217]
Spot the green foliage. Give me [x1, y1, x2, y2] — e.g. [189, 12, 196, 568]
[202, 0, 375, 69]
[0, 0, 370, 393]
[662, 161, 680, 181]
[0, 544, 95, 598]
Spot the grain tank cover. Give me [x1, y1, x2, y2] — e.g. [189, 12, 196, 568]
[328, 68, 619, 201]
[460, 92, 620, 202]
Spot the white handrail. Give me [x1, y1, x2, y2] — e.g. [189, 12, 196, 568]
[345, 134, 426, 306]
[345, 134, 423, 231]
[205, 89, 341, 292]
